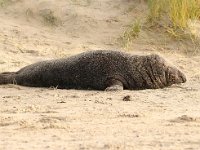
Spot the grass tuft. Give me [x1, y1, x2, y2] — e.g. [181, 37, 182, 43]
[120, 20, 141, 48]
[147, 0, 167, 22]
[147, 0, 200, 39]
[0, 0, 11, 7]
[39, 9, 62, 26]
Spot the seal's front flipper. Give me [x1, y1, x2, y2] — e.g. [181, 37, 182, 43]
[105, 79, 124, 91]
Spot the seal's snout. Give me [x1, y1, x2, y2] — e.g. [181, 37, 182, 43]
[166, 67, 186, 86]
[178, 70, 186, 83]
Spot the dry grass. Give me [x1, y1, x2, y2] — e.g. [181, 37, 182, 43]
[168, 0, 200, 29]
[147, 0, 200, 40]
[120, 20, 141, 48]
[148, 0, 200, 28]
[0, 0, 11, 7]
[147, 0, 167, 22]
[39, 9, 62, 26]
[145, 0, 200, 55]
[0, 0, 21, 7]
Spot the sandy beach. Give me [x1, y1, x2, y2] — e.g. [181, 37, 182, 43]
[0, 0, 200, 149]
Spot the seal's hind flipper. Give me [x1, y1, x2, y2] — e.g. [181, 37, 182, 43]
[0, 72, 16, 85]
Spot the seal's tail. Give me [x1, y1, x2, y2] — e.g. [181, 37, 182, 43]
[0, 72, 16, 84]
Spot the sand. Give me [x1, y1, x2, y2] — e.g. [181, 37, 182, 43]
[0, 0, 200, 149]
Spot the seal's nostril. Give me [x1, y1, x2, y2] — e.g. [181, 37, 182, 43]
[178, 70, 186, 83]
[182, 76, 186, 83]
[181, 75, 186, 83]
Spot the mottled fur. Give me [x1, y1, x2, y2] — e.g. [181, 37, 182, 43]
[0, 50, 186, 90]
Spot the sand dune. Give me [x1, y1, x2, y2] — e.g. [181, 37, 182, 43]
[0, 0, 200, 149]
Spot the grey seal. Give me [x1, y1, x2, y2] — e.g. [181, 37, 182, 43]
[0, 50, 186, 90]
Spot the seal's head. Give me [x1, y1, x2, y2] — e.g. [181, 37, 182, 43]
[144, 54, 187, 89]
[165, 66, 186, 86]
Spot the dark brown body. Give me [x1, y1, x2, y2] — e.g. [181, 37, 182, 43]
[0, 50, 186, 90]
